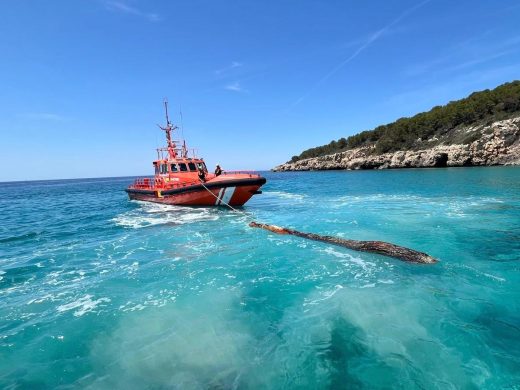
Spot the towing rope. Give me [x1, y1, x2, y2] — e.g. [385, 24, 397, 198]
[199, 181, 242, 214]
[198, 180, 437, 264]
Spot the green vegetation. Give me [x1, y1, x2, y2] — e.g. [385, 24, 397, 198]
[290, 81, 520, 163]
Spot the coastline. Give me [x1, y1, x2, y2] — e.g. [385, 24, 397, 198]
[273, 117, 520, 172]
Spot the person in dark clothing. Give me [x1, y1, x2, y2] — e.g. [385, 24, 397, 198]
[198, 167, 206, 182]
[214, 164, 222, 177]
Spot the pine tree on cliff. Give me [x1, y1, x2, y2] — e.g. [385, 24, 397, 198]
[290, 80, 520, 163]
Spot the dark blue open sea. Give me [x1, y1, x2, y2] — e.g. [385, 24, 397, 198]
[1, 167, 519, 389]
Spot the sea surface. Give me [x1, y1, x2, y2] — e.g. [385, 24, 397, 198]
[1, 168, 519, 389]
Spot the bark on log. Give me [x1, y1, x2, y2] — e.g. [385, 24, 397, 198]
[249, 221, 437, 264]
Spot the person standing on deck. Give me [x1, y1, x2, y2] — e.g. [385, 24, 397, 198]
[214, 164, 222, 177]
[198, 166, 206, 182]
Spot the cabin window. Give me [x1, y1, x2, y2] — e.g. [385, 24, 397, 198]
[160, 164, 168, 174]
[197, 162, 207, 171]
[154, 164, 159, 174]
[179, 163, 188, 172]
[188, 162, 196, 171]
[170, 163, 178, 172]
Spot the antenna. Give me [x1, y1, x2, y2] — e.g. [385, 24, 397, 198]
[179, 104, 185, 140]
[179, 104, 187, 157]
[164, 98, 171, 126]
[158, 98, 178, 159]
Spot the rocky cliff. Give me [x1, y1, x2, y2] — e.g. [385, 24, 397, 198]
[273, 117, 520, 171]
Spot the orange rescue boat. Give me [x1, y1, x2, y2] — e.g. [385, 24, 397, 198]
[126, 101, 266, 206]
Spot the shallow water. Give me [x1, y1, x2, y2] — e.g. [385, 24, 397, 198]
[1, 168, 519, 389]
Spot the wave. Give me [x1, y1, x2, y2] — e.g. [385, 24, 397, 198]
[0, 231, 41, 244]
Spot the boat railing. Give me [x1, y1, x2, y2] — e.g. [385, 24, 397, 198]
[131, 171, 261, 190]
[156, 146, 199, 159]
[130, 177, 202, 190]
[221, 170, 260, 177]
[131, 177, 153, 189]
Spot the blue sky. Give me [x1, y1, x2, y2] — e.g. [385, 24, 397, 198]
[1, 0, 519, 181]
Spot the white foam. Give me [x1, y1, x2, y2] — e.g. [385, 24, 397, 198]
[45, 270, 64, 286]
[264, 191, 307, 200]
[112, 202, 220, 228]
[303, 284, 344, 306]
[121, 261, 139, 275]
[317, 247, 394, 285]
[119, 301, 147, 312]
[57, 294, 111, 317]
[322, 247, 376, 267]
[27, 291, 67, 305]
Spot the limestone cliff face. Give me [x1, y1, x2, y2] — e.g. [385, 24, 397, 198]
[273, 117, 520, 171]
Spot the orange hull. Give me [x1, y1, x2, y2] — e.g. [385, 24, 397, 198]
[126, 174, 266, 206]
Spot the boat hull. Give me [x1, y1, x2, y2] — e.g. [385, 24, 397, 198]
[125, 177, 266, 206]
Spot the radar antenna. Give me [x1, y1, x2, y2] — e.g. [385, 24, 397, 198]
[157, 99, 178, 159]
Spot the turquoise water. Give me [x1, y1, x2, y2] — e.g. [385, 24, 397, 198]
[1, 168, 519, 389]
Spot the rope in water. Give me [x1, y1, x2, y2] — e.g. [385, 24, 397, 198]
[198, 180, 437, 264]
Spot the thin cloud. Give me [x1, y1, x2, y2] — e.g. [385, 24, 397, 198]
[105, 1, 160, 22]
[388, 63, 520, 110]
[217, 63, 247, 93]
[404, 33, 520, 77]
[224, 82, 245, 93]
[215, 61, 243, 76]
[290, 0, 433, 108]
[446, 49, 517, 73]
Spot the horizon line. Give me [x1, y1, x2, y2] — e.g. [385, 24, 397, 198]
[0, 171, 274, 184]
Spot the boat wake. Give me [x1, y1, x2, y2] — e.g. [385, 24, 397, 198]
[112, 201, 220, 228]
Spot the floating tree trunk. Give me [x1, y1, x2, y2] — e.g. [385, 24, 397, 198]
[249, 222, 437, 264]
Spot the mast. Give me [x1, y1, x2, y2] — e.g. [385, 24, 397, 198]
[158, 99, 179, 159]
[179, 106, 188, 158]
